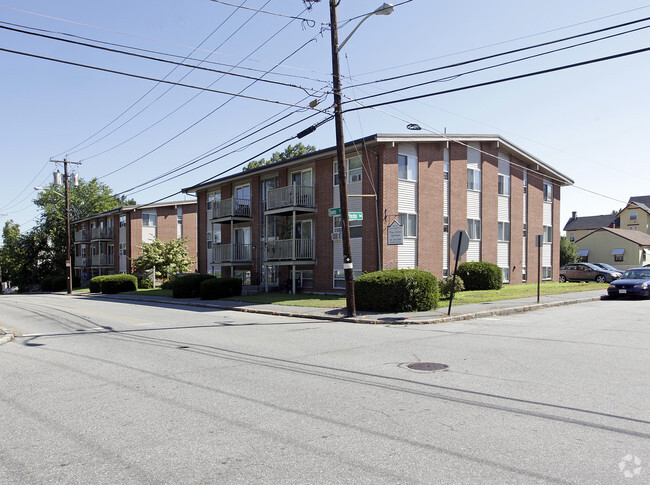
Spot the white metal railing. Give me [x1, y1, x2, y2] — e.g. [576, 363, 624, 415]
[266, 185, 314, 211]
[212, 197, 252, 219]
[74, 257, 87, 268]
[75, 229, 90, 242]
[91, 255, 114, 266]
[265, 238, 314, 261]
[90, 227, 114, 240]
[212, 244, 252, 263]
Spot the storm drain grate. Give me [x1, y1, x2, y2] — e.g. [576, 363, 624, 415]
[406, 362, 449, 371]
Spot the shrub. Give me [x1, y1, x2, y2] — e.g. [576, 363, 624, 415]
[41, 275, 67, 292]
[438, 275, 465, 299]
[172, 274, 215, 298]
[137, 276, 153, 289]
[355, 269, 439, 312]
[456, 262, 503, 291]
[89, 275, 108, 293]
[200, 277, 243, 300]
[100, 274, 138, 294]
[160, 280, 174, 290]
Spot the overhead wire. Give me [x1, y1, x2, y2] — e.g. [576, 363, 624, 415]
[208, 0, 316, 25]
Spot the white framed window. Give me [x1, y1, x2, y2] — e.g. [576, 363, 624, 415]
[467, 168, 481, 191]
[398, 213, 417, 237]
[630, 226, 639, 231]
[498, 174, 510, 196]
[569, 232, 575, 242]
[119, 215, 127, 227]
[467, 219, 481, 240]
[118, 243, 126, 256]
[443, 216, 449, 233]
[398, 154, 417, 181]
[498, 222, 510, 242]
[291, 168, 313, 187]
[142, 212, 157, 227]
[630, 210, 638, 221]
[543, 182, 553, 202]
[443, 158, 449, 180]
[207, 231, 212, 250]
[333, 215, 362, 238]
[333, 269, 362, 289]
[234, 270, 251, 286]
[542, 266, 553, 280]
[543, 225, 552, 243]
[333, 156, 363, 185]
[523, 223, 527, 238]
[522, 267, 527, 282]
[501, 267, 510, 283]
[523, 170, 528, 194]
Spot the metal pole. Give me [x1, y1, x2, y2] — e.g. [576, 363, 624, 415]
[537, 237, 541, 304]
[329, 0, 355, 317]
[447, 235, 463, 316]
[64, 158, 72, 295]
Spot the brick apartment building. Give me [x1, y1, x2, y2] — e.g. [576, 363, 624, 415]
[182, 134, 573, 293]
[73, 200, 198, 282]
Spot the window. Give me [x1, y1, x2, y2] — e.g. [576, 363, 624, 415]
[467, 219, 481, 240]
[630, 226, 639, 231]
[612, 248, 625, 262]
[523, 223, 527, 238]
[502, 267, 510, 283]
[542, 266, 553, 280]
[333, 156, 363, 185]
[207, 192, 215, 211]
[291, 168, 312, 187]
[467, 168, 481, 191]
[543, 225, 552, 243]
[119, 243, 126, 256]
[543, 182, 553, 202]
[234, 270, 251, 286]
[398, 154, 417, 181]
[398, 213, 417, 237]
[119, 215, 127, 227]
[630, 210, 638, 221]
[498, 222, 510, 242]
[334, 215, 362, 238]
[443, 158, 449, 180]
[522, 267, 527, 282]
[498, 174, 510, 196]
[523, 170, 528, 194]
[569, 232, 575, 242]
[333, 270, 362, 289]
[142, 213, 156, 227]
[614, 253, 624, 262]
[443, 216, 449, 233]
[207, 231, 212, 250]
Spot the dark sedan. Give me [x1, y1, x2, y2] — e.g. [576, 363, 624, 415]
[607, 268, 650, 298]
[559, 262, 621, 283]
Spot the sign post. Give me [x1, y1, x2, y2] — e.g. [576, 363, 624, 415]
[448, 230, 469, 315]
[536, 235, 543, 304]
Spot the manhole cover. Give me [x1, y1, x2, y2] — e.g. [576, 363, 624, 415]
[406, 362, 449, 371]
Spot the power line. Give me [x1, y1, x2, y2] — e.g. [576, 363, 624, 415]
[208, 0, 316, 25]
[343, 45, 650, 113]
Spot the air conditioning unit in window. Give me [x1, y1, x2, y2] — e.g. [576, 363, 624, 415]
[331, 232, 342, 241]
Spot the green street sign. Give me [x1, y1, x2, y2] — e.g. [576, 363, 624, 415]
[348, 212, 363, 221]
[328, 208, 341, 216]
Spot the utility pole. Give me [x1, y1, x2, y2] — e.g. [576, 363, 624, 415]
[329, 0, 355, 317]
[49, 158, 81, 295]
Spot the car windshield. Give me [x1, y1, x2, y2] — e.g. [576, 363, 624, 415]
[597, 264, 617, 271]
[622, 270, 650, 279]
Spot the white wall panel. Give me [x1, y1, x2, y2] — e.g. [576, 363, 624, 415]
[398, 142, 418, 159]
[443, 236, 448, 271]
[398, 180, 417, 213]
[467, 142, 481, 169]
[467, 241, 481, 262]
[498, 196, 510, 222]
[498, 151, 510, 175]
[333, 239, 363, 271]
[467, 191, 481, 219]
[398, 239, 417, 268]
[498, 242, 510, 267]
[543, 244, 552, 266]
[543, 202, 552, 225]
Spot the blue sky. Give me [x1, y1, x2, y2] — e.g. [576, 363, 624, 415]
[2, 0, 650, 242]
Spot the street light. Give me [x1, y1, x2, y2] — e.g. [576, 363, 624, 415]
[329, 2, 394, 317]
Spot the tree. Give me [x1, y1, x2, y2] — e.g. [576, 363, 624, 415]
[242, 143, 316, 171]
[560, 236, 579, 266]
[0, 221, 55, 290]
[131, 237, 194, 279]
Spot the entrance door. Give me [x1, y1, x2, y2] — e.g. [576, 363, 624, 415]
[234, 227, 251, 260]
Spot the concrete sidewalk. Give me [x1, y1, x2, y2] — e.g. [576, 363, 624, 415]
[71, 288, 608, 325]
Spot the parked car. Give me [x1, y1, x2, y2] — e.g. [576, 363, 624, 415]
[607, 267, 650, 298]
[558, 263, 621, 283]
[592, 262, 622, 273]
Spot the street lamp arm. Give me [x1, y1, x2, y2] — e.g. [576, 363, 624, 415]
[337, 3, 394, 52]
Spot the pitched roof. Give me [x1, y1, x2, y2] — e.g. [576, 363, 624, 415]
[576, 227, 650, 247]
[628, 195, 650, 213]
[563, 213, 617, 231]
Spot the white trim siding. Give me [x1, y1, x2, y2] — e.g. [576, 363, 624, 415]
[398, 144, 418, 269]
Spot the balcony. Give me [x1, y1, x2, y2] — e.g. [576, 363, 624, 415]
[91, 254, 114, 267]
[74, 257, 88, 268]
[264, 238, 315, 263]
[265, 185, 315, 214]
[212, 244, 253, 264]
[91, 227, 114, 241]
[211, 198, 252, 222]
[74, 229, 90, 243]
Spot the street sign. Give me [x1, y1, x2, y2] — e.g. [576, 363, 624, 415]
[387, 221, 403, 245]
[328, 208, 363, 220]
[328, 208, 340, 216]
[450, 230, 469, 258]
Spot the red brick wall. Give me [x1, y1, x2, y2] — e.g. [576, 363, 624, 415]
[553, 183, 561, 281]
[129, 210, 142, 274]
[182, 203, 198, 272]
[509, 160, 524, 284]
[196, 191, 207, 274]
[381, 144, 399, 269]
[449, 142, 468, 264]
[527, 171, 544, 282]
[481, 142, 499, 264]
[314, 156, 334, 290]
[361, 151, 381, 273]
[417, 142, 444, 276]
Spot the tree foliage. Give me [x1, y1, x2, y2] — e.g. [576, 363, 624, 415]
[131, 237, 194, 278]
[1, 220, 55, 290]
[560, 236, 579, 266]
[242, 143, 316, 171]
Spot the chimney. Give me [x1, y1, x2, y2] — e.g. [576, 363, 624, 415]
[571, 211, 577, 220]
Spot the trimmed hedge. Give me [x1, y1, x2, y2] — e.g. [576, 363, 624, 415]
[438, 275, 465, 299]
[41, 275, 66, 292]
[100, 274, 138, 294]
[200, 277, 243, 300]
[89, 275, 108, 293]
[355, 269, 439, 312]
[172, 274, 215, 298]
[456, 261, 503, 291]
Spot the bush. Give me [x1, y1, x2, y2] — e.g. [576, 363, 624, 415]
[200, 277, 243, 300]
[438, 275, 465, 299]
[41, 275, 67, 292]
[355, 269, 439, 312]
[137, 276, 153, 289]
[100, 274, 138, 294]
[456, 262, 503, 291]
[89, 275, 108, 293]
[172, 273, 215, 298]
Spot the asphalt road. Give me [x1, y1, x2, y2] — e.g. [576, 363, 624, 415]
[0, 294, 648, 484]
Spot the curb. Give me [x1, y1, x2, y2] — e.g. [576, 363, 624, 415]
[69, 292, 604, 325]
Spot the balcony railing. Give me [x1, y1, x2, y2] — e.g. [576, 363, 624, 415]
[212, 244, 252, 263]
[74, 257, 88, 268]
[91, 254, 114, 266]
[212, 198, 252, 219]
[74, 229, 90, 242]
[91, 227, 114, 240]
[266, 185, 314, 211]
[265, 238, 315, 261]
